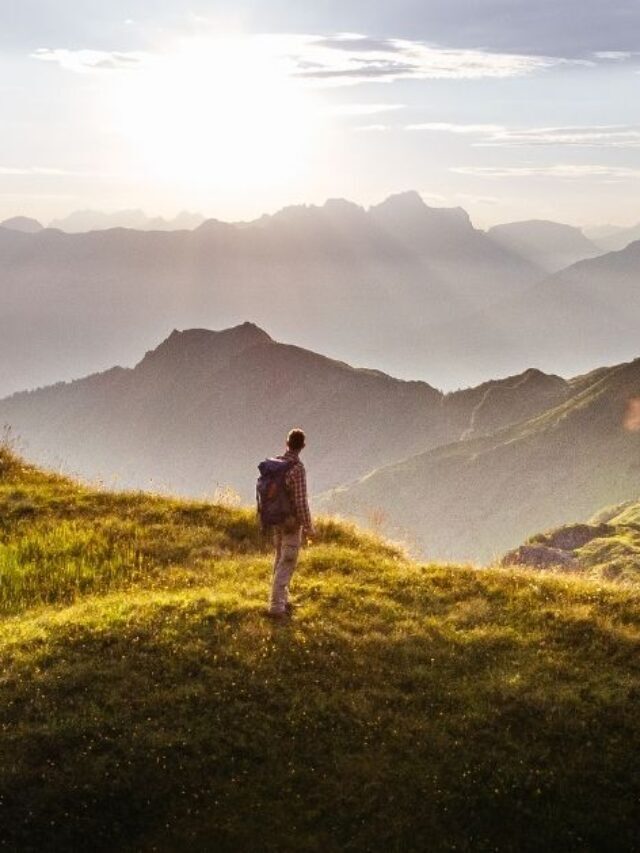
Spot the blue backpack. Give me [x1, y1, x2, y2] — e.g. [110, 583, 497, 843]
[256, 458, 296, 529]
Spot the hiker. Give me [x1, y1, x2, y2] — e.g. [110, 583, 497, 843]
[257, 428, 315, 618]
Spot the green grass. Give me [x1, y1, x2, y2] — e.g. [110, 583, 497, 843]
[1, 447, 640, 852]
[577, 525, 640, 583]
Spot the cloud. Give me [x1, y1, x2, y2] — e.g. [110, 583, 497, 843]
[593, 50, 639, 60]
[31, 48, 145, 73]
[7, 1, 640, 60]
[481, 125, 640, 148]
[286, 35, 576, 86]
[410, 122, 640, 148]
[30, 33, 582, 87]
[312, 34, 404, 53]
[0, 166, 112, 177]
[327, 103, 406, 117]
[407, 122, 505, 134]
[296, 59, 418, 83]
[451, 164, 640, 179]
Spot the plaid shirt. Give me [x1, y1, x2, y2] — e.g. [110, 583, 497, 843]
[280, 449, 313, 533]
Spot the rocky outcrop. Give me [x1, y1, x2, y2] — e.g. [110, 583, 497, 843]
[531, 523, 613, 551]
[501, 523, 615, 573]
[500, 544, 579, 571]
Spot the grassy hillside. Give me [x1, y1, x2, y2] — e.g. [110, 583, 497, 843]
[1, 447, 640, 851]
[322, 357, 640, 562]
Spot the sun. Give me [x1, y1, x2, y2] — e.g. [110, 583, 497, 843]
[111, 36, 318, 195]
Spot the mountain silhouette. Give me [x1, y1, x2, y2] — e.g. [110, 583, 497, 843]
[0, 324, 569, 501]
[487, 219, 602, 273]
[322, 356, 640, 561]
[587, 222, 640, 253]
[0, 216, 43, 233]
[0, 193, 542, 398]
[416, 238, 640, 385]
[48, 209, 206, 232]
[3, 194, 639, 399]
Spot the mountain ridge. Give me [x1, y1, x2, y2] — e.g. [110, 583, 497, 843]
[2, 193, 639, 398]
[48, 208, 206, 232]
[415, 236, 640, 386]
[487, 219, 602, 273]
[0, 191, 544, 398]
[0, 215, 44, 233]
[322, 355, 640, 561]
[0, 323, 574, 504]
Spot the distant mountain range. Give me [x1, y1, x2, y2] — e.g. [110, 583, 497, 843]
[0, 323, 569, 501]
[0, 191, 550, 397]
[3, 191, 639, 400]
[47, 209, 206, 232]
[322, 356, 640, 561]
[584, 221, 640, 253]
[487, 219, 602, 273]
[0, 211, 206, 233]
[416, 237, 640, 384]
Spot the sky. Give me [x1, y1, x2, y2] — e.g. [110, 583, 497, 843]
[2, 0, 640, 228]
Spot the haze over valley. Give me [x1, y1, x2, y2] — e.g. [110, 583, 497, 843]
[2, 192, 640, 399]
[2, 320, 639, 563]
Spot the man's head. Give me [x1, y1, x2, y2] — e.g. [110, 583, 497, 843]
[286, 428, 306, 452]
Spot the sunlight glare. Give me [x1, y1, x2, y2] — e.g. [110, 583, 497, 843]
[112, 36, 318, 193]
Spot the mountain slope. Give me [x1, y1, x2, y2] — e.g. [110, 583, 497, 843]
[591, 223, 640, 253]
[322, 357, 640, 561]
[0, 192, 541, 397]
[1, 447, 639, 851]
[0, 324, 445, 498]
[0, 325, 571, 502]
[487, 219, 602, 273]
[419, 239, 640, 386]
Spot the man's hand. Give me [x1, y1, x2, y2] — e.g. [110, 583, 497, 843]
[303, 527, 316, 546]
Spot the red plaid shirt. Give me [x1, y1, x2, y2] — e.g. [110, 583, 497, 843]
[280, 449, 313, 533]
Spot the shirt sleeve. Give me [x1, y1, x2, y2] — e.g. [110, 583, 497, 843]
[289, 463, 313, 532]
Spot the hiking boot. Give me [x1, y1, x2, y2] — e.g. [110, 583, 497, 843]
[264, 609, 290, 621]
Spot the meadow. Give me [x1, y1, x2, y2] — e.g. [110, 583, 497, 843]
[1, 445, 639, 851]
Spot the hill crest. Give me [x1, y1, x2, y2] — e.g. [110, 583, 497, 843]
[1, 443, 639, 850]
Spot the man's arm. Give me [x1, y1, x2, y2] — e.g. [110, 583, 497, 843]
[290, 463, 314, 536]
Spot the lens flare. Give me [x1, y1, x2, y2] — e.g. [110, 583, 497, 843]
[623, 396, 640, 432]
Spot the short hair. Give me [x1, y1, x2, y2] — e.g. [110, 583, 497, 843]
[287, 428, 306, 451]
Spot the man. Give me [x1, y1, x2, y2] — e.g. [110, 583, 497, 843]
[268, 428, 315, 619]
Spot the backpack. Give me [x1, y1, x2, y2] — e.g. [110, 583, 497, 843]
[256, 457, 296, 530]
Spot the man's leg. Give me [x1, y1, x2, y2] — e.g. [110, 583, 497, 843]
[269, 527, 301, 615]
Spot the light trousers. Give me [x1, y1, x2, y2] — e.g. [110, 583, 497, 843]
[269, 526, 301, 614]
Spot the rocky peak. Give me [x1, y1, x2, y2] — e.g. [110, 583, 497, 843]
[136, 323, 273, 374]
[369, 191, 474, 245]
